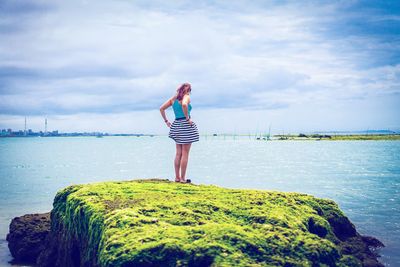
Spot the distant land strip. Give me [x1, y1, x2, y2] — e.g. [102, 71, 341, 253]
[272, 134, 400, 141]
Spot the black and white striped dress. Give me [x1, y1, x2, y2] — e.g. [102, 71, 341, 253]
[168, 118, 200, 144]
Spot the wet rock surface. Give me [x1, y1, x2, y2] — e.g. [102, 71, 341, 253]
[7, 179, 386, 267]
[6, 212, 50, 264]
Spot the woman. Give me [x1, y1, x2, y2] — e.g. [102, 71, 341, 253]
[159, 82, 199, 183]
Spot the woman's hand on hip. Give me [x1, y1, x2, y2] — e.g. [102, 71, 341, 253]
[165, 121, 171, 128]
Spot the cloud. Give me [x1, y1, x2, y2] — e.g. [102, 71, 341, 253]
[0, 0, 53, 34]
[0, 0, 399, 132]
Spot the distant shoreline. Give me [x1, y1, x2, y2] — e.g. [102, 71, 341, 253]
[271, 134, 400, 141]
[1, 133, 400, 141]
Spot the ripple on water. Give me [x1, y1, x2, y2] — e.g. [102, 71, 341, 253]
[0, 137, 399, 266]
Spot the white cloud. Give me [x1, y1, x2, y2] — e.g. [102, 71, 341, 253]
[0, 0, 399, 132]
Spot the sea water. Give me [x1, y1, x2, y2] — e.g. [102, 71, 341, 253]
[0, 136, 399, 266]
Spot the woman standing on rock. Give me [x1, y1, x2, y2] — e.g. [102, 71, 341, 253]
[159, 82, 200, 183]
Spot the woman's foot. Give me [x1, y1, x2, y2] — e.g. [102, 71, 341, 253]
[179, 178, 191, 183]
[175, 177, 181, 182]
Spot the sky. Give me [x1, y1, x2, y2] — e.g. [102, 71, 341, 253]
[0, 0, 399, 134]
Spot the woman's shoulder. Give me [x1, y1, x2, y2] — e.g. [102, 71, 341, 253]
[169, 95, 177, 105]
[182, 94, 191, 103]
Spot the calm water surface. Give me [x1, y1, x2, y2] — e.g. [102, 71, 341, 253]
[0, 137, 399, 266]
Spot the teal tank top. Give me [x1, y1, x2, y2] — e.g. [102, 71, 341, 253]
[172, 99, 192, 119]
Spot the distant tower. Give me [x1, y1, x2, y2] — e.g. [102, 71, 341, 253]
[268, 124, 271, 140]
[45, 118, 48, 135]
[24, 116, 27, 136]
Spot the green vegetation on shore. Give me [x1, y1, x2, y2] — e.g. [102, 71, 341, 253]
[329, 134, 400, 140]
[198, 133, 400, 141]
[44, 179, 383, 266]
[273, 134, 400, 141]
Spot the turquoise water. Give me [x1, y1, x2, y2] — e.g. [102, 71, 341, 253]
[0, 137, 399, 266]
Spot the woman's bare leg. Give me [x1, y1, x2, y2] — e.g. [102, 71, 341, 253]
[174, 144, 183, 182]
[180, 143, 192, 181]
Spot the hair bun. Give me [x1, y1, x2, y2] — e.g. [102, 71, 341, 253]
[176, 83, 191, 101]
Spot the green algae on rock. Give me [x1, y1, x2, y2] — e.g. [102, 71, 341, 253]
[36, 179, 384, 267]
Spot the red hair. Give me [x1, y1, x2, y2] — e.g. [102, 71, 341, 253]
[176, 83, 191, 101]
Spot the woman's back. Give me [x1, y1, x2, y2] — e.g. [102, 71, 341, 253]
[172, 98, 192, 119]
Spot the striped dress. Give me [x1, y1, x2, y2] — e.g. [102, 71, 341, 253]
[168, 99, 199, 144]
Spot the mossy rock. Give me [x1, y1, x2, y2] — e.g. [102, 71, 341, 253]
[38, 179, 382, 267]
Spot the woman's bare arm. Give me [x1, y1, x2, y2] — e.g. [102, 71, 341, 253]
[181, 94, 192, 125]
[159, 96, 175, 126]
